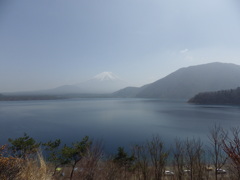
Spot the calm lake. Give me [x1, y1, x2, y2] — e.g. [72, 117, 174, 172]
[0, 98, 240, 153]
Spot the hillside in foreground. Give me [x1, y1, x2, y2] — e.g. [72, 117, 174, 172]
[188, 87, 240, 105]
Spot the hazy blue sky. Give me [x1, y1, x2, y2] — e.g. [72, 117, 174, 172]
[1, 0, 240, 92]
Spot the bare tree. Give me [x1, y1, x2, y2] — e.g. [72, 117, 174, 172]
[79, 140, 104, 180]
[195, 141, 206, 180]
[208, 124, 228, 180]
[173, 139, 185, 180]
[185, 138, 205, 180]
[222, 127, 240, 179]
[101, 160, 121, 180]
[147, 135, 169, 180]
[133, 144, 149, 180]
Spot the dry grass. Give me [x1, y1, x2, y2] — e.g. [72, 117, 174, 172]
[16, 153, 53, 180]
[0, 145, 53, 180]
[0, 146, 233, 180]
[0, 156, 232, 180]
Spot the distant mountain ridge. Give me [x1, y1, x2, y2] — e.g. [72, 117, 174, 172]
[114, 62, 240, 99]
[6, 72, 128, 95]
[4, 62, 240, 99]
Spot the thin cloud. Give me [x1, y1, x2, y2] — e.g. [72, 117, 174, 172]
[185, 55, 194, 62]
[180, 49, 189, 54]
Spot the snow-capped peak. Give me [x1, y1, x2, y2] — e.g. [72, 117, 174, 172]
[93, 72, 120, 81]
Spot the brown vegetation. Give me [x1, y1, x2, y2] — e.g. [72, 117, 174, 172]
[1, 126, 240, 179]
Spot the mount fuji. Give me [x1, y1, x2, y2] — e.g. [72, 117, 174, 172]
[49, 72, 128, 94]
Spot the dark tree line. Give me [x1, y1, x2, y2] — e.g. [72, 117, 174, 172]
[188, 87, 240, 105]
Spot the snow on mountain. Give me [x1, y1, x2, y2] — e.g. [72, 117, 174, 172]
[75, 72, 128, 93]
[93, 72, 120, 81]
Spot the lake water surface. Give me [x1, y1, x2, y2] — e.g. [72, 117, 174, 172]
[0, 98, 240, 153]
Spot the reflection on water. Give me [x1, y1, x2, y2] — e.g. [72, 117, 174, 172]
[0, 98, 239, 153]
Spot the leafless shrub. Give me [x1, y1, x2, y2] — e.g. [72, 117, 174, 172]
[147, 135, 169, 180]
[133, 144, 150, 180]
[222, 127, 240, 179]
[208, 124, 228, 180]
[172, 139, 185, 180]
[0, 144, 23, 180]
[99, 160, 122, 180]
[76, 140, 104, 180]
[185, 138, 205, 180]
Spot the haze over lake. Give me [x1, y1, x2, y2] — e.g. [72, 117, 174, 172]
[1, 98, 239, 153]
